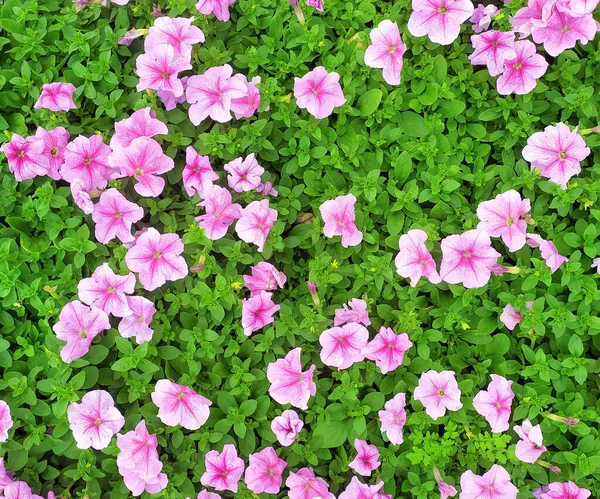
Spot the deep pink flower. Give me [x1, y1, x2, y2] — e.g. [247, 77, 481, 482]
[182, 146, 219, 197]
[439, 481, 458, 499]
[469, 30, 516, 77]
[271, 410, 303, 446]
[34, 82, 77, 112]
[339, 478, 384, 499]
[496, 40, 548, 95]
[414, 370, 462, 420]
[201, 444, 245, 492]
[334, 298, 370, 326]
[0, 401, 12, 443]
[195, 184, 242, 240]
[541, 482, 591, 499]
[125, 228, 188, 291]
[144, 16, 205, 61]
[294, 66, 346, 119]
[459, 465, 518, 499]
[35, 126, 69, 180]
[362, 327, 413, 374]
[522, 123, 590, 188]
[136, 45, 191, 97]
[244, 447, 287, 494]
[243, 262, 286, 296]
[62, 135, 113, 191]
[348, 439, 380, 477]
[267, 348, 316, 410]
[286, 468, 336, 499]
[364, 20, 406, 86]
[532, 10, 597, 57]
[319, 322, 369, 370]
[151, 379, 212, 430]
[186, 65, 248, 124]
[472, 374, 514, 433]
[78, 263, 136, 317]
[67, 390, 124, 450]
[394, 229, 442, 286]
[470, 4, 498, 33]
[224, 154, 264, 192]
[241, 291, 280, 336]
[500, 302, 532, 331]
[305, 0, 323, 12]
[320, 194, 362, 247]
[407, 0, 474, 46]
[230, 75, 261, 119]
[235, 199, 278, 252]
[526, 234, 568, 272]
[52, 301, 110, 363]
[0, 134, 48, 182]
[91, 189, 144, 244]
[1, 482, 43, 499]
[110, 108, 169, 150]
[514, 419, 546, 463]
[195, 0, 237, 22]
[118, 296, 156, 344]
[440, 229, 501, 288]
[378, 393, 407, 445]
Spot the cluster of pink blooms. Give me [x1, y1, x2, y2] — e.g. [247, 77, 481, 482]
[241, 262, 285, 335]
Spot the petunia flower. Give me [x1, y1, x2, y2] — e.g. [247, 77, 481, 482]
[339, 477, 384, 499]
[91, 189, 144, 244]
[267, 348, 316, 410]
[305, 0, 323, 11]
[532, 10, 597, 57]
[364, 20, 406, 86]
[560, 0, 599, 16]
[414, 370, 463, 420]
[334, 298, 370, 326]
[118, 296, 156, 344]
[271, 410, 303, 446]
[319, 322, 369, 370]
[182, 146, 219, 197]
[513, 419, 546, 463]
[439, 481, 458, 499]
[78, 263, 136, 317]
[224, 153, 264, 192]
[407, 0, 475, 46]
[378, 393, 407, 445]
[241, 291, 280, 336]
[286, 468, 336, 499]
[110, 108, 169, 149]
[195, 184, 242, 240]
[348, 439, 380, 477]
[151, 379, 212, 430]
[34, 82, 77, 112]
[144, 16, 205, 61]
[362, 327, 413, 374]
[157, 76, 189, 111]
[35, 126, 69, 180]
[472, 374, 515, 433]
[243, 262, 286, 296]
[294, 66, 346, 119]
[231, 75, 262, 119]
[459, 465, 518, 499]
[526, 234, 568, 272]
[470, 4, 498, 33]
[201, 444, 245, 492]
[195, 0, 237, 22]
[510, 0, 557, 37]
[496, 40, 548, 96]
[235, 199, 278, 252]
[469, 30, 516, 77]
[394, 229, 442, 286]
[244, 447, 287, 494]
[540, 481, 591, 499]
[0, 401, 13, 443]
[1, 482, 43, 499]
[135, 45, 191, 97]
[319, 194, 362, 247]
[500, 302, 532, 331]
[0, 134, 48, 182]
[62, 135, 114, 191]
[0, 456, 14, 491]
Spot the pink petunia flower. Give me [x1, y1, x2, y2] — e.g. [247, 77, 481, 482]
[224, 154, 264, 192]
[414, 370, 463, 420]
[339, 477, 384, 499]
[231, 75, 262, 119]
[532, 10, 597, 57]
[241, 291, 280, 336]
[256, 181, 278, 196]
[319, 322, 369, 370]
[52, 301, 111, 363]
[118, 296, 156, 344]
[294, 66, 346, 119]
[407, 0, 475, 46]
[496, 40, 548, 96]
[334, 298, 370, 326]
[540, 481, 591, 499]
[286, 468, 336, 499]
[125, 228, 188, 291]
[1, 482, 43, 499]
[267, 348, 316, 410]
[0, 134, 48, 182]
[151, 379, 212, 430]
[195, 184, 242, 240]
[110, 108, 169, 150]
[378, 393, 407, 445]
[135, 45, 191, 97]
[35, 126, 69, 180]
[91, 189, 144, 244]
[271, 410, 303, 446]
[0, 457, 14, 492]
[122, 471, 168, 497]
[472, 374, 515, 433]
[459, 465, 518, 499]
[62, 135, 114, 191]
[514, 419, 546, 463]
[510, 0, 557, 37]
[394, 229, 442, 286]
[201, 444, 245, 492]
[235, 199, 278, 252]
[244, 447, 287, 494]
[439, 481, 458, 499]
[67, 390, 124, 450]
[522, 123, 590, 188]
[34, 82, 77, 112]
[440, 229, 501, 288]
[243, 262, 286, 296]
[0, 401, 13, 443]
[157, 76, 189, 111]
[469, 30, 517, 77]
[500, 302, 533, 331]
[362, 327, 413, 374]
[186, 64, 248, 125]
[118, 28, 147, 47]
[144, 16, 205, 62]
[348, 439, 380, 477]
[305, 0, 323, 12]
[195, 0, 237, 22]
[78, 263, 136, 317]
[470, 4, 498, 33]
[561, 0, 599, 16]
[182, 146, 219, 197]
[364, 20, 406, 86]
[526, 234, 568, 272]
[195, 491, 220, 499]
[320, 194, 362, 247]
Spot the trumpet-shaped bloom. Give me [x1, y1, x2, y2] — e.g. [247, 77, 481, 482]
[496, 40, 548, 96]
[34, 82, 77, 112]
[0, 401, 12, 443]
[394, 229, 442, 286]
[540, 482, 591, 499]
[125, 228, 188, 291]
[195, 491, 220, 499]
[62, 135, 113, 191]
[320, 194, 362, 247]
[244, 447, 287, 494]
[67, 390, 124, 450]
[145, 16, 205, 61]
[469, 30, 516, 77]
[414, 370, 462, 420]
[201, 444, 245, 492]
[338, 478, 383, 499]
[561, 0, 599, 15]
[241, 291, 280, 336]
[472, 374, 514, 433]
[271, 410, 303, 446]
[500, 302, 532, 331]
[195, 0, 237, 22]
[378, 393, 407, 445]
[439, 481, 458, 499]
[334, 298, 370, 327]
[286, 468, 336, 499]
[53, 301, 110, 363]
[510, 0, 557, 36]
[182, 147, 219, 197]
[522, 123, 590, 189]
[243, 262, 286, 296]
[195, 184, 242, 240]
[305, 0, 323, 11]
[514, 419, 546, 463]
[267, 348, 316, 410]
[294, 67, 346, 119]
[0, 134, 48, 182]
[459, 465, 517, 499]
[122, 472, 168, 497]
[231, 75, 261, 119]
[0, 457, 14, 491]
[470, 4, 498, 33]
[235, 199, 278, 252]
[118, 296, 156, 344]
[526, 234, 568, 272]
[224, 154, 264, 192]
[136, 45, 191, 97]
[407, 0, 474, 46]
[362, 327, 413, 374]
[110, 108, 169, 149]
[91, 189, 144, 244]
[319, 322, 369, 370]
[78, 263, 136, 317]
[349, 439, 380, 477]
[151, 379, 212, 430]
[158, 76, 189, 111]
[532, 10, 597, 57]
[35, 126, 69, 180]
[364, 20, 406, 85]
[1, 482, 43, 499]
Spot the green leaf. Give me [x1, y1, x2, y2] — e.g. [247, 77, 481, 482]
[357, 88, 383, 116]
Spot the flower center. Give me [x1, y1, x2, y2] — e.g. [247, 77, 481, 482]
[311, 87, 319, 95]
[161, 70, 171, 79]
[420, 258, 429, 265]
[153, 251, 162, 259]
[491, 41, 498, 47]
[558, 151, 567, 160]
[138, 316, 145, 323]
[50, 147, 59, 156]
[506, 217, 513, 226]
[462, 251, 471, 258]
[177, 391, 185, 400]
[114, 212, 123, 219]
[94, 419, 103, 426]
[513, 62, 522, 69]
[17, 150, 25, 157]
[84, 157, 93, 165]
[135, 168, 144, 176]
[437, 390, 445, 397]
[79, 329, 88, 338]
[438, 6, 447, 13]
[107, 286, 116, 294]
[388, 45, 397, 54]
[267, 468, 274, 477]
[495, 402, 502, 409]
[561, 24, 571, 33]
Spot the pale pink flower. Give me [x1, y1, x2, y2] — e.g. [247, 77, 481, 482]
[231, 75, 261, 119]
[1, 482, 43, 499]
[118, 28, 146, 46]
[35, 126, 69, 180]
[364, 20, 406, 86]
[69, 179, 94, 215]
[500, 302, 532, 331]
[183, 146, 219, 197]
[414, 370, 462, 420]
[125, 228, 188, 291]
[195, 0, 237, 22]
[592, 257, 600, 272]
[286, 468, 336, 499]
[244, 447, 287, 494]
[459, 465, 518, 499]
[561, 0, 599, 16]
[320, 194, 362, 247]
[224, 154, 264, 192]
[151, 379, 212, 430]
[256, 181, 278, 196]
[62, 135, 113, 191]
[110, 108, 169, 149]
[496, 40, 548, 95]
[136, 45, 191, 97]
[267, 347, 316, 410]
[305, 0, 323, 11]
[394, 229, 442, 286]
[34, 82, 77, 112]
[294, 66, 346, 119]
[472, 374, 514, 433]
[522, 123, 590, 188]
[157, 76, 189, 111]
[334, 298, 370, 326]
[378, 393, 407, 445]
[0, 401, 12, 443]
[440, 229, 501, 288]
[0, 134, 48, 182]
[91, 188, 144, 244]
[67, 390, 124, 450]
[319, 322, 369, 370]
[407, 0, 475, 45]
[541, 482, 591, 499]
[339, 477, 384, 499]
[439, 481, 458, 499]
[470, 4, 498, 33]
[0, 457, 14, 492]
[469, 30, 517, 77]
[118, 296, 156, 344]
[52, 301, 110, 363]
[186, 64, 248, 125]
[362, 327, 413, 374]
[513, 419, 546, 463]
[201, 444, 245, 492]
[78, 263, 136, 317]
[195, 491, 220, 499]
[510, 0, 558, 36]
[195, 184, 242, 240]
[122, 472, 168, 497]
[271, 410, 303, 446]
[349, 439, 380, 477]
[526, 234, 568, 272]
[235, 199, 278, 252]
[532, 10, 597, 57]
[144, 16, 205, 61]
[242, 291, 280, 336]
[243, 262, 286, 296]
